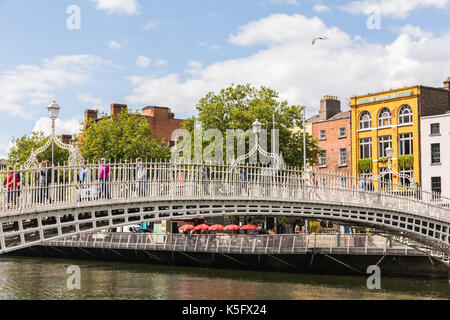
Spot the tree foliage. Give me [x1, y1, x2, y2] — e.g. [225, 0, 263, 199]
[8, 132, 70, 167]
[183, 84, 320, 168]
[79, 108, 171, 162]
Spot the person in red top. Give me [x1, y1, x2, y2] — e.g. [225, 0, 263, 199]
[5, 166, 19, 208]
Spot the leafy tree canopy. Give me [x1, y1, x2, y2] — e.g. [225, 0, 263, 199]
[79, 108, 171, 162]
[183, 84, 320, 168]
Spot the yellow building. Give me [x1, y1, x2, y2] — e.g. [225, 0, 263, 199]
[350, 80, 450, 186]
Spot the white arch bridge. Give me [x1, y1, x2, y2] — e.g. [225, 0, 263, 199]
[0, 162, 449, 260]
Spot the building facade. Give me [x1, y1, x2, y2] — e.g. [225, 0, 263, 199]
[350, 78, 450, 186]
[84, 104, 184, 146]
[308, 96, 351, 175]
[420, 112, 450, 198]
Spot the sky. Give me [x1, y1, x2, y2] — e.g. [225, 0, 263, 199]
[0, 0, 449, 158]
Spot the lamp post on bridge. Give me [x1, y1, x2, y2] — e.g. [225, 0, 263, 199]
[378, 146, 416, 189]
[47, 100, 60, 166]
[24, 99, 84, 168]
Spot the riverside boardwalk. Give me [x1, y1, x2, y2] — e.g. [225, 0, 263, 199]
[11, 232, 448, 279]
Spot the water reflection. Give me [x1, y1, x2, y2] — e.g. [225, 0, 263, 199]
[0, 256, 447, 300]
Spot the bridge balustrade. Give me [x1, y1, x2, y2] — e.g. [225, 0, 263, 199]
[44, 232, 426, 257]
[0, 162, 448, 222]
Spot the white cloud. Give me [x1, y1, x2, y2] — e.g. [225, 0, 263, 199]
[313, 4, 331, 13]
[90, 0, 140, 15]
[108, 40, 124, 49]
[124, 14, 450, 118]
[155, 59, 168, 66]
[136, 56, 152, 68]
[77, 93, 105, 111]
[342, 0, 450, 18]
[143, 20, 160, 30]
[0, 55, 114, 119]
[33, 117, 83, 136]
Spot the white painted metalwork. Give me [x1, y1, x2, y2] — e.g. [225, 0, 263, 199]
[0, 161, 449, 256]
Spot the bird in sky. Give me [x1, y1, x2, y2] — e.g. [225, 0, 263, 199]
[312, 36, 329, 45]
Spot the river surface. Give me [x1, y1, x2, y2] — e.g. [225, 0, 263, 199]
[0, 256, 448, 300]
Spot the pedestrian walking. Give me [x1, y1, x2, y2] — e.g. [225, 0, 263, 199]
[239, 167, 248, 195]
[98, 158, 111, 199]
[78, 164, 89, 201]
[202, 165, 210, 195]
[38, 160, 52, 203]
[4, 166, 20, 209]
[358, 176, 366, 200]
[135, 158, 147, 197]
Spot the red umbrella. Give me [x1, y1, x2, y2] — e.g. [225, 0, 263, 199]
[224, 224, 241, 231]
[208, 224, 224, 231]
[179, 224, 195, 232]
[241, 224, 259, 230]
[194, 224, 210, 230]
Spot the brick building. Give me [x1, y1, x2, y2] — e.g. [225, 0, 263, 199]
[84, 103, 184, 146]
[308, 96, 352, 175]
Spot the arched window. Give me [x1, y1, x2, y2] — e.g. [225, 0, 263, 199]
[378, 108, 391, 127]
[398, 105, 412, 124]
[359, 111, 372, 129]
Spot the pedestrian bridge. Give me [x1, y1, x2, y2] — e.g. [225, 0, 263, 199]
[0, 162, 449, 258]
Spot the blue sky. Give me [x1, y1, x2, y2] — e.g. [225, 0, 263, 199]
[0, 0, 449, 157]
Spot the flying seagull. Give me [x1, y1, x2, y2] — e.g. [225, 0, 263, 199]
[312, 36, 329, 45]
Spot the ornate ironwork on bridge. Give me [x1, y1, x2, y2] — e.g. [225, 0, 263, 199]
[0, 161, 448, 261]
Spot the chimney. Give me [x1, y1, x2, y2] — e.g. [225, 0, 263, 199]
[60, 134, 72, 145]
[84, 109, 98, 123]
[443, 77, 450, 90]
[111, 103, 127, 116]
[319, 95, 341, 120]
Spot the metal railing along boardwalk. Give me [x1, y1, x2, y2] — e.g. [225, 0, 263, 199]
[44, 233, 426, 257]
[0, 161, 449, 222]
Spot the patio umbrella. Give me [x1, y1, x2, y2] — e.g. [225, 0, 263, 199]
[194, 224, 210, 231]
[208, 224, 224, 231]
[179, 224, 195, 232]
[241, 224, 259, 230]
[224, 224, 241, 231]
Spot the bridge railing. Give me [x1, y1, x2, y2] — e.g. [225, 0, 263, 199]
[0, 161, 448, 222]
[43, 232, 425, 256]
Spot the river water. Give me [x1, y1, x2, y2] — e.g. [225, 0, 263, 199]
[0, 256, 448, 300]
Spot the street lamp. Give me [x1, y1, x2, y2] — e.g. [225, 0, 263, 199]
[47, 100, 60, 166]
[24, 100, 84, 168]
[229, 119, 284, 171]
[252, 119, 262, 134]
[377, 145, 416, 189]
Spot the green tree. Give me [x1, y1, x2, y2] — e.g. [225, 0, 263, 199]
[182, 84, 320, 168]
[79, 108, 171, 162]
[8, 131, 71, 167]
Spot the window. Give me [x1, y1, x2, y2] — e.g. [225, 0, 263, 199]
[430, 123, 440, 135]
[378, 135, 392, 158]
[431, 177, 441, 201]
[359, 111, 371, 130]
[398, 105, 412, 124]
[378, 108, 391, 127]
[338, 127, 346, 138]
[319, 130, 326, 140]
[359, 137, 372, 159]
[431, 143, 440, 164]
[339, 148, 347, 166]
[319, 150, 327, 167]
[399, 133, 413, 155]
